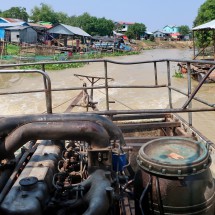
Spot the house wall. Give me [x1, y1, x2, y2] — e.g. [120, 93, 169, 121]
[9, 28, 37, 43]
[10, 30, 20, 42]
[163, 26, 179, 33]
[0, 28, 5, 39]
[20, 28, 37, 43]
[153, 31, 165, 38]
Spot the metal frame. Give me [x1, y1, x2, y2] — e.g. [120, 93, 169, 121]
[0, 58, 215, 126]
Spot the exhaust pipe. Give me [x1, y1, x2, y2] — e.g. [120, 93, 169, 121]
[0, 121, 110, 160]
[0, 113, 125, 145]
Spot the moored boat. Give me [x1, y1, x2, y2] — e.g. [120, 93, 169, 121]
[0, 58, 215, 214]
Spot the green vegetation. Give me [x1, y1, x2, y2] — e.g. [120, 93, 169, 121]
[19, 62, 86, 70]
[30, 3, 59, 24]
[3, 43, 140, 71]
[0, 7, 28, 21]
[193, 0, 215, 48]
[0, 4, 146, 37]
[6, 44, 20, 55]
[173, 70, 184, 78]
[193, 0, 215, 27]
[15, 51, 140, 70]
[178, 25, 190, 36]
[30, 5, 115, 36]
[126, 23, 146, 40]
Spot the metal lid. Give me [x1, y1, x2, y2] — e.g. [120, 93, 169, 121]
[137, 137, 211, 177]
[19, 176, 38, 190]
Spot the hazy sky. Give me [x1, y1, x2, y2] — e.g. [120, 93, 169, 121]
[1, 0, 206, 31]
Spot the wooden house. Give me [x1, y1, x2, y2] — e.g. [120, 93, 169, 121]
[5, 26, 37, 44]
[153, 30, 170, 40]
[0, 17, 28, 40]
[163, 25, 179, 33]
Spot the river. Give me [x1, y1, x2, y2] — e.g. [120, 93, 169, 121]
[0, 48, 215, 142]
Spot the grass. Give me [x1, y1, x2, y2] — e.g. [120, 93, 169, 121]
[173, 70, 184, 78]
[6, 44, 20, 55]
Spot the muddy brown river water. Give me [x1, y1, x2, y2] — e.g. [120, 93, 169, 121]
[0, 48, 215, 142]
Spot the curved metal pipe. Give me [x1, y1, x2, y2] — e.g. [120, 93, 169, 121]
[0, 121, 110, 160]
[65, 169, 111, 215]
[0, 113, 125, 145]
[81, 169, 111, 215]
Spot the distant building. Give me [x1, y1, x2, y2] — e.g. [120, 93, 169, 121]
[5, 26, 37, 44]
[153, 30, 170, 40]
[141, 31, 153, 40]
[163, 25, 179, 33]
[0, 17, 28, 40]
[0, 17, 24, 24]
[114, 21, 135, 33]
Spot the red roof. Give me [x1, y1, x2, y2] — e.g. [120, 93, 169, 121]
[170, 33, 180, 36]
[118, 21, 135, 25]
[3, 18, 24, 23]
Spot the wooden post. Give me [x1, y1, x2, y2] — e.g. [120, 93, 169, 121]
[192, 31, 195, 60]
[214, 30, 215, 60]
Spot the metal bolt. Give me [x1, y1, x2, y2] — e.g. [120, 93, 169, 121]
[162, 169, 166, 174]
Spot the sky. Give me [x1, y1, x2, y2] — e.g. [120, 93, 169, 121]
[1, 0, 206, 31]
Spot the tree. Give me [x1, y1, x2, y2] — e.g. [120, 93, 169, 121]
[74, 13, 114, 36]
[1, 7, 29, 21]
[193, 0, 215, 27]
[94, 17, 114, 36]
[178, 25, 190, 35]
[55, 12, 70, 24]
[126, 23, 146, 40]
[30, 3, 58, 24]
[193, 0, 215, 48]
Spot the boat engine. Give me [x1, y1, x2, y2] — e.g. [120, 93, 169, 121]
[0, 114, 133, 215]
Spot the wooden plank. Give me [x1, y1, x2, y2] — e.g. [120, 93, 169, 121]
[64, 91, 83, 112]
[112, 113, 170, 121]
[118, 121, 181, 133]
[125, 136, 166, 143]
[125, 136, 193, 147]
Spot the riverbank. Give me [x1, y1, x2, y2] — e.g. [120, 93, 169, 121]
[130, 40, 193, 51]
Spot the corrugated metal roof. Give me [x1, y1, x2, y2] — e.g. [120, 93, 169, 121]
[5, 26, 30, 30]
[0, 22, 26, 27]
[3, 18, 24, 23]
[192, 19, 215, 31]
[28, 23, 47, 30]
[48, 24, 91, 37]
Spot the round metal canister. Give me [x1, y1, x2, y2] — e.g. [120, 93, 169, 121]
[135, 137, 215, 215]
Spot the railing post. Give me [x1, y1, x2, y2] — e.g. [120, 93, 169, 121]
[154, 62, 158, 85]
[104, 61, 109, 110]
[42, 64, 47, 89]
[167, 61, 173, 108]
[187, 62, 192, 126]
[41, 63, 52, 114]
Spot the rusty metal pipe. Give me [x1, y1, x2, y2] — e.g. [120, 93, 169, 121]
[0, 113, 125, 145]
[65, 169, 111, 215]
[0, 121, 110, 160]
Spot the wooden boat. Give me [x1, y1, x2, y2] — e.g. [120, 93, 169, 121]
[178, 60, 215, 83]
[0, 58, 215, 214]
